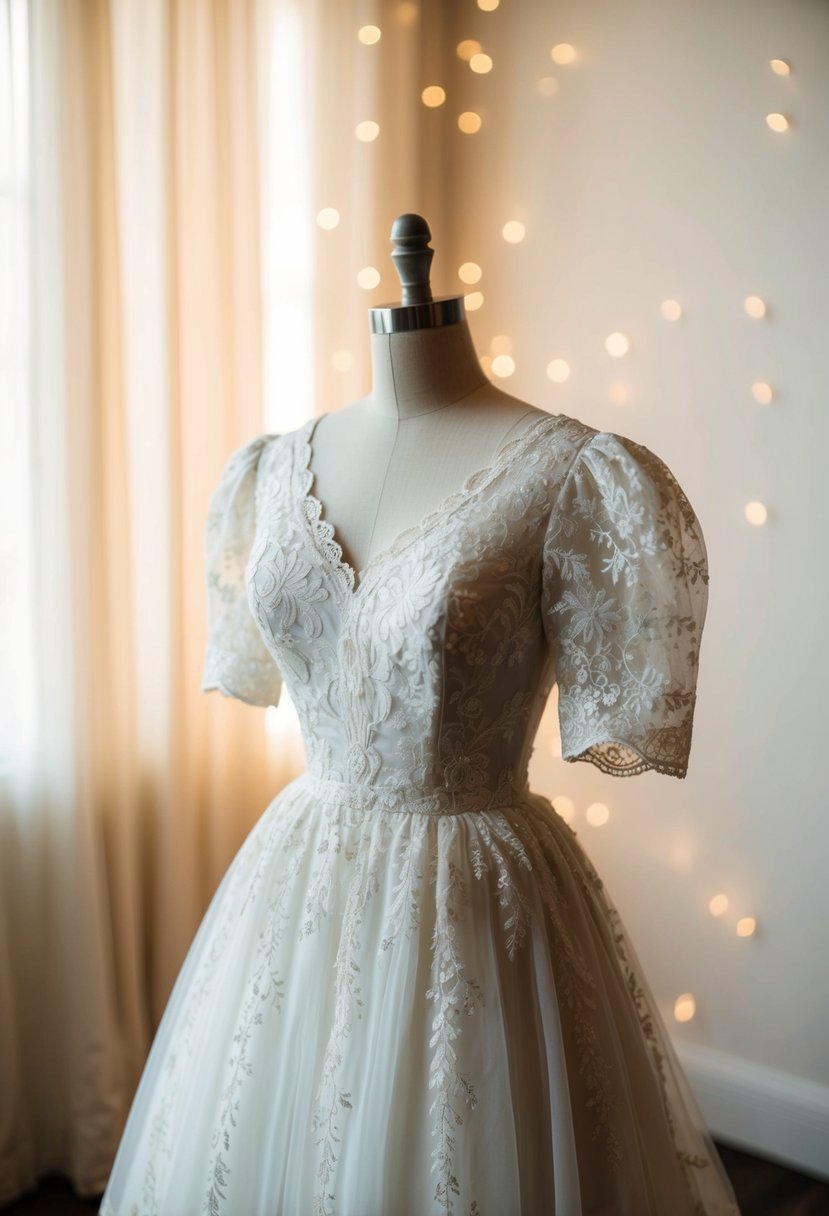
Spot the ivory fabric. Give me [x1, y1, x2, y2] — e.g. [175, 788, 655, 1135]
[99, 411, 740, 1215]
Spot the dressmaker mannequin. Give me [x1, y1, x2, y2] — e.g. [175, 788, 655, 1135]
[308, 214, 547, 584]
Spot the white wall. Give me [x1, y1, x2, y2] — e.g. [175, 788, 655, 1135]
[433, 0, 829, 1177]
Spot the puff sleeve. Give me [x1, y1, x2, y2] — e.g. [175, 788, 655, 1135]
[542, 431, 709, 778]
[200, 434, 283, 707]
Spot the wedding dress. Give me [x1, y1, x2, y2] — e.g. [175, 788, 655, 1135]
[99, 409, 741, 1215]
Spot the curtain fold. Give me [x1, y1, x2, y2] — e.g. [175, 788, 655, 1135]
[0, 0, 452, 1202]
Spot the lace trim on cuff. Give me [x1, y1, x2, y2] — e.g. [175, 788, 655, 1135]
[201, 643, 281, 708]
[561, 729, 692, 779]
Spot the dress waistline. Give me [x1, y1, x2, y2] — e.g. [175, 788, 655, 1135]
[300, 772, 531, 817]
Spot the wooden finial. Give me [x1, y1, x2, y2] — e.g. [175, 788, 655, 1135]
[390, 213, 434, 306]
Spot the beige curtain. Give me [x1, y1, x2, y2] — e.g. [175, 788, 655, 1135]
[0, 0, 450, 1203]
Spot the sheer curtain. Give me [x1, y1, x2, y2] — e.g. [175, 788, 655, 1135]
[0, 0, 450, 1203]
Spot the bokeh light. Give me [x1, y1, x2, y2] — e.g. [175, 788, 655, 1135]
[502, 220, 526, 243]
[357, 25, 381, 45]
[491, 354, 515, 377]
[458, 111, 483, 134]
[551, 43, 577, 65]
[458, 262, 482, 284]
[421, 86, 446, 107]
[546, 358, 570, 383]
[355, 120, 380, 142]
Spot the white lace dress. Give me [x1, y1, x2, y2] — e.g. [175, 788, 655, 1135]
[99, 411, 741, 1216]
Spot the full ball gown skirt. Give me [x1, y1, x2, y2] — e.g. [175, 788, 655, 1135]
[99, 412, 742, 1215]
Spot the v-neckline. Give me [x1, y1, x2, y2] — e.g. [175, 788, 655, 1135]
[294, 410, 561, 601]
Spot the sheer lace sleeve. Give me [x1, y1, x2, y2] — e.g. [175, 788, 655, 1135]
[542, 430, 710, 778]
[200, 434, 283, 707]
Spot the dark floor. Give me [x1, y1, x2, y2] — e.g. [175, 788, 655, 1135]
[2, 1141, 828, 1214]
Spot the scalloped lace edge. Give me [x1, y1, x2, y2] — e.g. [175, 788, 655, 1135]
[295, 411, 563, 597]
[562, 734, 690, 779]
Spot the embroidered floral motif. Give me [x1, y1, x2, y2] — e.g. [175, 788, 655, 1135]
[100, 414, 729, 1215]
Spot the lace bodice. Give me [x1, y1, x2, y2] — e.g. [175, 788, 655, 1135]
[201, 411, 709, 791]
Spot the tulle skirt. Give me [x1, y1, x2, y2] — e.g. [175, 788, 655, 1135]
[99, 773, 741, 1215]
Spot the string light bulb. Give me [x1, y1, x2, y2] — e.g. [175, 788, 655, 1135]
[744, 501, 768, 526]
[766, 112, 790, 132]
[357, 25, 381, 44]
[551, 43, 577, 65]
[585, 802, 610, 827]
[502, 220, 526, 243]
[674, 994, 696, 1023]
[491, 354, 515, 377]
[458, 262, 482, 284]
[456, 40, 482, 61]
[660, 299, 683, 321]
[546, 358, 570, 383]
[605, 332, 630, 357]
[356, 266, 380, 290]
[769, 58, 790, 75]
[421, 86, 446, 107]
[355, 120, 380, 142]
[709, 894, 729, 917]
[316, 207, 340, 230]
[470, 52, 493, 73]
[744, 295, 767, 318]
[737, 917, 757, 937]
[465, 291, 484, 311]
[458, 111, 483, 134]
[751, 381, 773, 404]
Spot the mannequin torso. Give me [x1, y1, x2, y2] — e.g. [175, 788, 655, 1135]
[308, 319, 547, 578]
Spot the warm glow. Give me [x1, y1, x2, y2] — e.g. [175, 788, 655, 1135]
[552, 795, 575, 824]
[605, 332, 630, 357]
[357, 24, 381, 45]
[709, 894, 729, 917]
[421, 85, 446, 107]
[458, 261, 482, 284]
[744, 501, 768, 526]
[551, 43, 576, 65]
[331, 349, 353, 372]
[477, 0, 499, 9]
[316, 207, 340, 230]
[766, 112, 789, 133]
[355, 120, 380, 142]
[457, 111, 483, 134]
[609, 382, 629, 405]
[667, 838, 695, 871]
[737, 917, 757, 938]
[395, 1, 418, 24]
[585, 801, 610, 827]
[356, 266, 380, 290]
[502, 219, 526, 243]
[456, 40, 482, 61]
[469, 52, 493, 74]
[491, 354, 515, 378]
[660, 299, 683, 321]
[465, 291, 484, 311]
[546, 358, 570, 383]
[744, 295, 767, 318]
[769, 58, 790, 76]
[674, 994, 696, 1023]
[752, 381, 773, 404]
[491, 334, 513, 355]
[537, 76, 559, 96]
